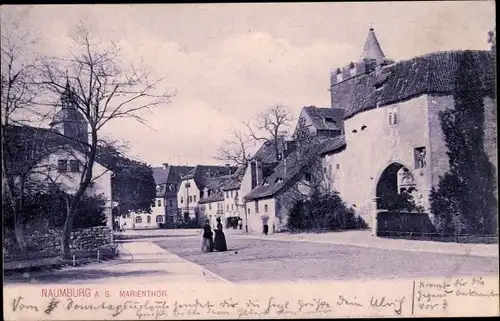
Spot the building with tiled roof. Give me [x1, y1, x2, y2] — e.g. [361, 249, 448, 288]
[4, 85, 115, 231]
[238, 27, 496, 236]
[176, 164, 237, 225]
[118, 163, 195, 229]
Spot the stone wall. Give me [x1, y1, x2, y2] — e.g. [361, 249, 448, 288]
[3, 226, 114, 262]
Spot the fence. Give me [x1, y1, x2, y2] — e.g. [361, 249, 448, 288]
[377, 231, 499, 244]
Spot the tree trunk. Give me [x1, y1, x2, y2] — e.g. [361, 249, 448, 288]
[14, 217, 26, 254]
[61, 197, 74, 259]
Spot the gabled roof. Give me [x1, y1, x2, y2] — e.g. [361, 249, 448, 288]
[152, 165, 194, 197]
[198, 193, 224, 204]
[333, 50, 494, 119]
[320, 135, 347, 155]
[251, 138, 286, 164]
[244, 138, 331, 201]
[302, 106, 344, 131]
[181, 165, 236, 189]
[3, 124, 111, 175]
[361, 28, 386, 62]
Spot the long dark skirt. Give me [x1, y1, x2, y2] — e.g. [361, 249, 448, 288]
[214, 231, 227, 251]
[202, 237, 214, 253]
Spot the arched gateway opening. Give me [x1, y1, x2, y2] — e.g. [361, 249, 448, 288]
[375, 162, 435, 236]
[376, 162, 405, 210]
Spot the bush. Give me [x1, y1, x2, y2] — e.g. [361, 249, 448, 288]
[287, 191, 368, 232]
[2, 191, 107, 230]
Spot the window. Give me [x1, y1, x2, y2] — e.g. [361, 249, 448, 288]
[264, 204, 268, 213]
[305, 172, 312, 182]
[248, 208, 251, 215]
[147, 216, 151, 224]
[209, 203, 212, 210]
[135, 216, 142, 224]
[58, 160, 68, 172]
[227, 204, 230, 211]
[188, 196, 192, 203]
[157, 199, 162, 207]
[169, 199, 173, 207]
[180, 197, 183, 204]
[414, 147, 427, 169]
[255, 200, 259, 214]
[193, 195, 197, 202]
[388, 112, 398, 125]
[156, 215, 163, 223]
[152, 201, 156, 207]
[336, 164, 340, 170]
[230, 190, 233, 198]
[69, 160, 80, 172]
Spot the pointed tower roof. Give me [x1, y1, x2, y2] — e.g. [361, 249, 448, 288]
[361, 28, 385, 62]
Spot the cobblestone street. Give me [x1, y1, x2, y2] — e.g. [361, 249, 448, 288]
[154, 235, 499, 283]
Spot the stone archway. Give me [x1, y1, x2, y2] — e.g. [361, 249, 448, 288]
[376, 162, 405, 210]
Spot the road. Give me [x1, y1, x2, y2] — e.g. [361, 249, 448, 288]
[154, 235, 499, 283]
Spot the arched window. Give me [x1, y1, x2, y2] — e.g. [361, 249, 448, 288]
[135, 216, 142, 224]
[156, 215, 163, 223]
[147, 216, 151, 224]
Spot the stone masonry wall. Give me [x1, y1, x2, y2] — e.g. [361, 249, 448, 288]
[3, 226, 114, 262]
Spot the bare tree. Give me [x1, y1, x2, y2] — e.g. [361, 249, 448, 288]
[36, 26, 173, 258]
[243, 104, 294, 162]
[1, 28, 45, 251]
[214, 129, 252, 167]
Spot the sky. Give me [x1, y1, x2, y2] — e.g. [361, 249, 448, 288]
[1, 2, 495, 167]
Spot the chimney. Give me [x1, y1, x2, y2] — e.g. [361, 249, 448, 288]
[284, 140, 297, 159]
[256, 160, 263, 186]
[163, 163, 169, 169]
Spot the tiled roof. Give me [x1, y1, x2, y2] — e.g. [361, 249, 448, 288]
[198, 193, 224, 204]
[244, 138, 330, 201]
[252, 138, 286, 163]
[334, 50, 494, 120]
[181, 165, 236, 189]
[152, 167, 170, 185]
[320, 136, 346, 155]
[222, 179, 241, 191]
[3, 124, 111, 175]
[303, 106, 344, 131]
[152, 165, 194, 197]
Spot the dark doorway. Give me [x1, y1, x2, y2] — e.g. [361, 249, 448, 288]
[376, 162, 404, 210]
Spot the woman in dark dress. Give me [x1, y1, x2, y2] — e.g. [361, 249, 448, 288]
[202, 219, 214, 253]
[214, 217, 228, 251]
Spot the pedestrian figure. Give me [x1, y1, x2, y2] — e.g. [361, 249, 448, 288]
[214, 217, 228, 251]
[238, 219, 243, 230]
[202, 219, 214, 253]
[263, 223, 269, 235]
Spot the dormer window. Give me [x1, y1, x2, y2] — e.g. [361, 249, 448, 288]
[275, 178, 284, 183]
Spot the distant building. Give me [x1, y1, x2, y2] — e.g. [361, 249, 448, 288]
[118, 163, 193, 229]
[177, 165, 236, 224]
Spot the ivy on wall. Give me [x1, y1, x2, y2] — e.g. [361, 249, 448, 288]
[429, 51, 497, 235]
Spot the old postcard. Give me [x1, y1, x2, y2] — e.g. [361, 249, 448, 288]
[2, 2, 498, 320]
